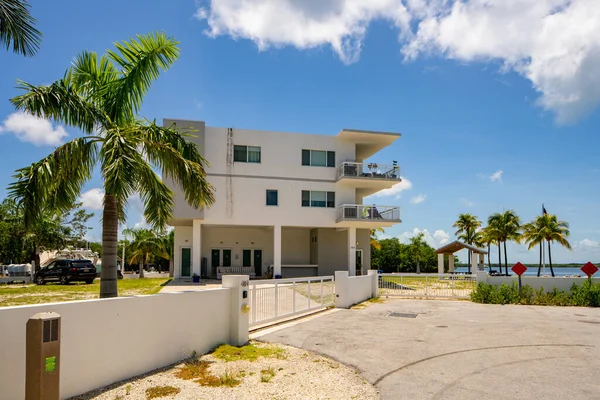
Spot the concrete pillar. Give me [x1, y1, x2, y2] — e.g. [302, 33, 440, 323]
[368, 269, 379, 298]
[192, 220, 201, 276]
[448, 254, 455, 273]
[348, 227, 357, 276]
[273, 225, 282, 278]
[222, 275, 250, 346]
[437, 253, 444, 274]
[335, 271, 350, 308]
[471, 251, 478, 274]
[479, 253, 485, 271]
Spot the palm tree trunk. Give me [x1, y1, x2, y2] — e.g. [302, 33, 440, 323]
[503, 241, 508, 275]
[537, 243, 542, 277]
[169, 258, 174, 278]
[548, 241, 555, 277]
[416, 260, 420, 274]
[467, 251, 471, 274]
[139, 259, 145, 278]
[496, 243, 501, 274]
[100, 194, 119, 298]
[487, 245, 491, 271]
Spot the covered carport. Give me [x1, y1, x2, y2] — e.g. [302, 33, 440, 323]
[435, 240, 487, 274]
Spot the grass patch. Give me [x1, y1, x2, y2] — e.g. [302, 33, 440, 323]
[212, 343, 286, 362]
[351, 296, 386, 309]
[175, 359, 242, 387]
[260, 367, 276, 383]
[145, 385, 180, 399]
[0, 278, 171, 307]
[291, 281, 334, 305]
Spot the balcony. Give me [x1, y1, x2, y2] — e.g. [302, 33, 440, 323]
[336, 204, 401, 226]
[336, 161, 400, 181]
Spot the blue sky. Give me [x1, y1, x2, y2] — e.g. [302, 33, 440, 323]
[1, 0, 599, 264]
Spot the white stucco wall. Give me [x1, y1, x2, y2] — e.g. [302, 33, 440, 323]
[282, 228, 311, 265]
[0, 290, 231, 400]
[335, 271, 378, 308]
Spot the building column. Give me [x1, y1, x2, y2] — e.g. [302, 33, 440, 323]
[437, 253, 444, 274]
[479, 253, 485, 271]
[192, 220, 201, 276]
[273, 225, 282, 278]
[448, 254, 455, 273]
[348, 227, 357, 276]
[471, 251, 478, 274]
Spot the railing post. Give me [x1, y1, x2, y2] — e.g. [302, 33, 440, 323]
[274, 282, 279, 319]
[292, 281, 296, 314]
[251, 283, 256, 324]
[452, 276, 455, 297]
[425, 275, 429, 297]
[307, 280, 311, 308]
[320, 278, 324, 306]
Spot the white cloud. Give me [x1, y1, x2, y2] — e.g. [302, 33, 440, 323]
[0, 112, 68, 146]
[79, 188, 104, 210]
[460, 197, 474, 207]
[368, 177, 413, 199]
[410, 193, 426, 204]
[398, 227, 451, 248]
[197, 0, 600, 122]
[490, 169, 503, 182]
[576, 239, 600, 251]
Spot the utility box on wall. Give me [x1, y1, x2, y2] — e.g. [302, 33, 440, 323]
[26, 312, 61, 400]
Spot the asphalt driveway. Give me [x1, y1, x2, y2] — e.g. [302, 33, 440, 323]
[256, 300, 600, 400]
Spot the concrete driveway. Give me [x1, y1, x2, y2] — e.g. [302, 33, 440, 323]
[256, 300, 600, 400]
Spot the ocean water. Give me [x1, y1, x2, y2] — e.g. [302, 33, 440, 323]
[453, 266, 589, 277]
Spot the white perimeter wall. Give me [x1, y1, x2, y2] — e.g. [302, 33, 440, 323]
[0, 290, 231, 399]
[335, 271, 378, 308]
[483, 275, 600, 292]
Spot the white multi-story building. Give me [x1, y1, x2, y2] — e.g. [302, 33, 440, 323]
[164, 119, 402, 279]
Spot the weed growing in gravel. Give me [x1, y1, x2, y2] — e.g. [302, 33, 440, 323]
[145, 385, 180, 399]
[260, 368, 276, 383]
[212, 343, 286, 362]
[125, 385, 131, 395]
[175, 359, 242, 387]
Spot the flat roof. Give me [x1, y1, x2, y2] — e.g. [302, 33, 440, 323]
[337, 129, 401, 160]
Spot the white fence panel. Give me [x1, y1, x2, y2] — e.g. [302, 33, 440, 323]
[249, 276, 334, 328]
[379, 273, 476, 299]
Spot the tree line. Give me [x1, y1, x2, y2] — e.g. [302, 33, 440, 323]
[453, 209, 571, 277]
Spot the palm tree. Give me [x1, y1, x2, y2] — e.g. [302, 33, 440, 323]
[480, 227, 497, 272]
[453, 213, 481, 273]
[488, 211, 521, 275]
[409, 232, 427, 273]
[161, 229, 175, 277]
[370, 228, 384, 251]
[521, 221, 545, 276]
[124, 228, 166, 278]
[7, 32, 215, 298]
[0, 0, 42, 56]
[523, 214, 572, 277]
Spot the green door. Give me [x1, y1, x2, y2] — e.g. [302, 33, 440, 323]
[254, 250, 263, 277]
[222, 249, 232, 267]
[181, 248, 191, 277]
[211, 249, 220, 268]
[242, 250, 252, 267]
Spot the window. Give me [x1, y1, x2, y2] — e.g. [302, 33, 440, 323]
[234, 145, 261, 163]
[266, 190, 278, 206]
[302, 149, 335, 167]
[301, 190, 335, 208]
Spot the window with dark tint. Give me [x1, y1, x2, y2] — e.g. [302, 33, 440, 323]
[302, 149, 311, 166]
[326, 151, 335, 167]
[234, 145, 261, 163]
[301, 190, 310, 207]
[327, 191, 335, 208]
[302, 149, 335, 167]
[266, 190, 278, 206]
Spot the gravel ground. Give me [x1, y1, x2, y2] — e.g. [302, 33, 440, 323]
[71, 342, 378, 400]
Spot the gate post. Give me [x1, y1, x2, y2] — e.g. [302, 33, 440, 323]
[368, 270, 378, 298]
[335, 271, 350, 308]
[222, 275, 250, 346]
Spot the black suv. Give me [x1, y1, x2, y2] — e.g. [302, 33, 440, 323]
[35, 259, 97, 285]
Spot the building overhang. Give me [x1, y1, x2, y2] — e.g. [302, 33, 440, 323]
[337, 129, 401, 160]
[435, 240, 488, 255]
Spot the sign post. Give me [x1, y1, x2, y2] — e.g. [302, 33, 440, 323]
[581, 262, 598, 281]
[511, 262, 527, 297]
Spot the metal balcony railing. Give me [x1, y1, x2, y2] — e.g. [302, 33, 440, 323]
[337, 204, 401, 222]
[336, 161, 400, 181]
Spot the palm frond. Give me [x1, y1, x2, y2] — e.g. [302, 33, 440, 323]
[71, 51, 119, 107]
[0, 0, 41, 56]
[105, 32, 179, 124]
[7, 137, 97, 228]
[136, 162, 174, 230]
[11, 73, 103, 133]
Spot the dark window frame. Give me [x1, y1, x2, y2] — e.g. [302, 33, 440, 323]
[266, 189, 278, 206]
[234, 145, 261, 163]
[301, 149, 335, 167]
[301, 190, 335, 208]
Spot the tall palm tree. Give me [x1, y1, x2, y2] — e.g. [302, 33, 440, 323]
[480, 226, 497, 272]
[409, 232, 427, 273]
[0, 0, 42, 56]
[453, 213, 481, 273]
[7, 32, 215, 298]
[521, 220, 545, 276]
[523, 214, 572, 277]
[488, 211, 521, 275]
[161, 229, 175, 277]
[124, 228, 166, 278]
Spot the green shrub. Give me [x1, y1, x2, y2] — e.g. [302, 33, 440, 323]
[471, 280, 600, 307]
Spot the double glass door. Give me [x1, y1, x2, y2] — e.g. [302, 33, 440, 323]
[242, 249, 263, 277]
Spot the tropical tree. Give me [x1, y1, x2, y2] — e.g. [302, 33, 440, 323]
[370, 228, 384, 251]
[409, 232, 427, 273]
[0, 0, 42, 56]
[7, 32, 215, 298]
[487, 210, 521, 275]
[522, 214, 572, 277]
[480, 226, 497, 272]
[161, 229, 175, 277]
[123, 228, 166, 278]
[453, 213, 482, 273]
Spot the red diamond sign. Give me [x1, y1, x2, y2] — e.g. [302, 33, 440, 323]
[512, 262, 527, 276]
[581, 262, 598, 278]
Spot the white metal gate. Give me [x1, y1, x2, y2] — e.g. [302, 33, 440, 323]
[378, 273, 476, 299]
[249, 276, 334, 328]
